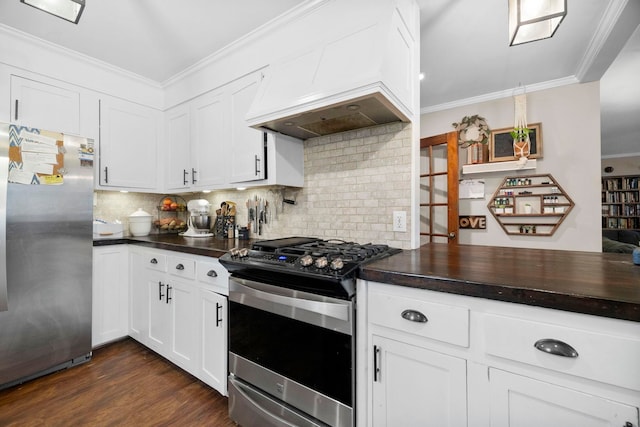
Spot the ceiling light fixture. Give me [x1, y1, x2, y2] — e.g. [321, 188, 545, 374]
[20, 0, 85, 24]
[508, 0, 566, 46]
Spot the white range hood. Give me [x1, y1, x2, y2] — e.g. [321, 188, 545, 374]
[246, 0, 418, 140]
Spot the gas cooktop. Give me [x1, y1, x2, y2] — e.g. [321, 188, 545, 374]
[219, 237, 402, 298]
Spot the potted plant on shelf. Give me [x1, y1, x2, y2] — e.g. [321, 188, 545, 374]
[452, 115, 490, 164]
[510, 126, 531, 159]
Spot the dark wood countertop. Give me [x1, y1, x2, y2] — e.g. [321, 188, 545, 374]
[360, 243, 640, 322]
[93, 234, 255, 258]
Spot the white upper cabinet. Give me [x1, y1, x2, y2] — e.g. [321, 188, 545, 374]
[99, 97, 160, 190]
[161, 70, 303, 193]
[10, 75, 81, 135]
[191, 88, 228, 189]
[229, 72, 265, 183]
[164, 103, 191, 191]
[163, 88, 227, 191]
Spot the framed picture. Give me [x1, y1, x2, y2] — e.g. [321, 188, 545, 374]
[489, 123, 543, 162]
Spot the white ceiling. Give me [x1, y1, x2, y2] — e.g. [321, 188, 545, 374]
[0, 0, 638, 156]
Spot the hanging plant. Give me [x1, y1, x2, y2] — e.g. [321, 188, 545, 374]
[512, 93, 531, 158]
[452, 115, 490, 148]
[510, 126, 531, 142]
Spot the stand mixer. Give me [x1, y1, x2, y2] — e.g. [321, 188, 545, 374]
[180, 199, 214, 237]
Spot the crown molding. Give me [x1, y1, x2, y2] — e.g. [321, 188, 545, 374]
[162, 0, 328, 87]
[0, 23, 162, 89]
[419, 76, 579, 114]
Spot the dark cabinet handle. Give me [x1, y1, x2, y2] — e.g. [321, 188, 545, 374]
[207, 270, 218, 277]
[183, 169, 189, 186]
[191, 168, 197, 184]
[14, 99, 18, 120]
[103, 166, 109, 184]
[166, 285, 172, 304]
[158, 281, 164, 301]
[216, 302, 223, 327]
[401, 309, 428, 323]
[254, 155, 261, 176]
[175, 264, 184, 270]
[534, 339, 578, 358]
[150, 258, 158, 264]
[373, 345, 381, 382]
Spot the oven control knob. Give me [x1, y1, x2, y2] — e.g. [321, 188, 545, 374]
[315, 256, 328, 269]
[330, 257, 345, 270]
[238, 248, 249, 258]
[299, 254, 313, 267]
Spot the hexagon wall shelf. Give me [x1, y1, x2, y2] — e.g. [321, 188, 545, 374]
[487, 174, 574, 236]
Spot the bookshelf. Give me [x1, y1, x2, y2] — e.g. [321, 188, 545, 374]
[601, 175, 640, 230]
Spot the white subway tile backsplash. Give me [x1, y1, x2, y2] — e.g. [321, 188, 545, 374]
[94, 122, 412, 248]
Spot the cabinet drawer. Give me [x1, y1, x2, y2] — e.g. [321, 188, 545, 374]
[167, 256, 196, 280]
[369, 290, 469, 347]
[197, 260, 229, 293]
[144, 252, 166, 272]
[484, 314, 640, 391]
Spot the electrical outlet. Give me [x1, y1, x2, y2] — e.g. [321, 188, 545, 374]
[392, 211, 407, 232]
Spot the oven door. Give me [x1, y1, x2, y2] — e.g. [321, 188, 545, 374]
[228, 276, 354, 427]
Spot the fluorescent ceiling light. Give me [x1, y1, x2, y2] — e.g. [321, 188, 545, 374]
[20, 0, 85, 24]
[508, 0, 566, 46]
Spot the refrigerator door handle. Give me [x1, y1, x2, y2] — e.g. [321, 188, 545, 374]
[1, 124, 9, 311]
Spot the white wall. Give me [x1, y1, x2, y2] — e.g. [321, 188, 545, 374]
[421, 82, 602, 252]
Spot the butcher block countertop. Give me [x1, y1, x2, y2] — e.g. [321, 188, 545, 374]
[93, 234, 255, 258]
[95, 237, 640, 322]
[360, 243, 640, 322]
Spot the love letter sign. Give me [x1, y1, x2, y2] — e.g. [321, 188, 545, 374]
[459, 216, 486, 229]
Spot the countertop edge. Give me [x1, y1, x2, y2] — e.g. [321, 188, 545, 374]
[359, 267, 640, 323]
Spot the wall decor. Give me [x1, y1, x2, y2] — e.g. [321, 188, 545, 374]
[489, 123, 542, 162]
[487, 173, 573, 236]
[459, 215, 486, 229]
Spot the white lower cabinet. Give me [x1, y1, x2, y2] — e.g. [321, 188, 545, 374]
[371, 335, 466, 427]
[129, 246, 229, 396]
[92, 245, 129, 347]
[489, 369, 638, 427]
[199, 288, 228, 394]
[358, 280, 640, 427]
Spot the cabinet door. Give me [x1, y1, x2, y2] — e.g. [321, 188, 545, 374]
[11, 75, 81, 135]
[99, 97, 159, 189]
[168, 280, 198, 372]
[191, 89, 227, 188]
[129, 250, 150, 344]
[199, 288, 228, 395]
[371, 335, 467, 427]
[147, 273, 171, 353]
[489, 369, 639, 427]
[164, 104, 191, 191]
[228, 72, 266, 183]
[92, 246, 129, 347]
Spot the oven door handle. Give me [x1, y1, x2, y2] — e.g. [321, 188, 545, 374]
[230, 280, 350, 322]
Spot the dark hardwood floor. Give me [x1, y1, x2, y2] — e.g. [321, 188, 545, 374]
[0, 338, 236, 426]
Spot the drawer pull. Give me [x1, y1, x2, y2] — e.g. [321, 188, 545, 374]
[175, 263, 184, 270]
[150, 258, 158, 264]
[534, 339, 578, 358]
[401, 309, 428, 323]
[207, 270, 218, 277]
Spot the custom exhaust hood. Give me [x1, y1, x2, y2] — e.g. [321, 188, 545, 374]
[246, 1, 417, 140]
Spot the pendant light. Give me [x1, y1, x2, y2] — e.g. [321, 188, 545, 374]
[20, 0, 85, 24]
[508, 0, 567, 46]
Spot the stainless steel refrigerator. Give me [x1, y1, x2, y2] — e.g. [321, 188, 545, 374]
[0, 122, 93, 390]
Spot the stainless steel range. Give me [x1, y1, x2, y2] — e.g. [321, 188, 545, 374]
[219, 237, 401, 427]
